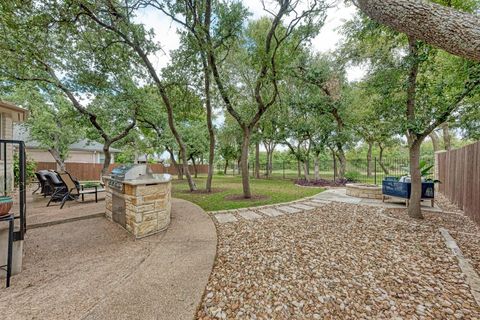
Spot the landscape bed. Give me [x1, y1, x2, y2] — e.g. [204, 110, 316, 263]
[197, 202, 480, 319]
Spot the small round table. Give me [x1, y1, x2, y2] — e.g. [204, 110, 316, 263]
[0, 212, 14, 288]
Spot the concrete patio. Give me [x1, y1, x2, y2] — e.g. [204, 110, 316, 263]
[1, 194, 217, 320]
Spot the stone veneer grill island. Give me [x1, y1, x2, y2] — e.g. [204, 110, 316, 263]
[104, 164, 172, 238]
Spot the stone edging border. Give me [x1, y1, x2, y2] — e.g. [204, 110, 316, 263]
[439, 228, 480, 307]
[294, 184, 326, 189]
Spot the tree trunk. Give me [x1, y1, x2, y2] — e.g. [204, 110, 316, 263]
[405, 36, 423, 219]
[224, 160, 228, 175]
[167, 147, 182, 179]
[442, 123, 451, 150]
[336, 146, 347, 179]
[357, 0, 480, 61]
[268, 149, 274, 175]
[240, 129, 251, 198]
[202, 56, 215, 192]
[378, 145, 389, 175]
[101, 144, 112, 181]
[408, 140, 424, 219]
[332, 149, 338, 181]
[429, 131, 440, 152]
[237, 159, 241, 175]
[297, 159, 301, 179]
[192, 158, 198, 178]
[314, 154, 320, 180]
[177, 151, 184, 180]
[48, 148, 66, 172]
[366, 142, 373, 177]
[255, 141, 260, 178]
[303, 161, 310, 182]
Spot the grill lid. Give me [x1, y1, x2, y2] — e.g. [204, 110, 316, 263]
[110, 164, 154, 181]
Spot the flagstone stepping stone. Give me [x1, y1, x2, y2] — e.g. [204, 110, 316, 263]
[259, 208, 285, 217]
[311, 199, 332, 204]
[304, 201, 328, 207]
[239, 210, 263, 220]
[215, 213, 237, 223]
[277, 205, 302, 214]
[290, 203, 315, 211]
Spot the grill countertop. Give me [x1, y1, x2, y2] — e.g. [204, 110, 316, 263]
[104, 174, 172, 186]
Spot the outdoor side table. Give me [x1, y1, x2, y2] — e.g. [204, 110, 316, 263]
[0, 212, 14, 288]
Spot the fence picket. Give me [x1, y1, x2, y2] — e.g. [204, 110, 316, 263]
[35, 162, 209, 181]
[437, 141, 480, 224]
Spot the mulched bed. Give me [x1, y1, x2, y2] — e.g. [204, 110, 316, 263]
[197, 202, 480, 319]
[294, 178, 348, 187]
[224, 194, 270, 201]
[384, 208, 480, 235]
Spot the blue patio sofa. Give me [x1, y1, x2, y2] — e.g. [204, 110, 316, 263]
[382, 177, 435, 207]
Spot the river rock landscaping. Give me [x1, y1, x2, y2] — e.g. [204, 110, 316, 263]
[197, 201, 480, 319]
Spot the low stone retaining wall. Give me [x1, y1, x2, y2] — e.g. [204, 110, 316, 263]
[346, 183, 382, 200]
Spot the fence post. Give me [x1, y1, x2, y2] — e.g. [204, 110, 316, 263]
[283, 161, 285, 179]
[374, 157, 377, 185]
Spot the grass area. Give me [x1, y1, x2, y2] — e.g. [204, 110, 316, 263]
[171, 175, 323, 211]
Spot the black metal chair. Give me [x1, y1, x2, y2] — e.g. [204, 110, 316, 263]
[34, 170, 52, 196]
[45, 172, 68, 207]
[56, 172, 103, 209]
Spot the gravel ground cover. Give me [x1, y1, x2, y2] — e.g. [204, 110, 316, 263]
[384, 194, 480, 276]
[435, 193, 465, 214]
[197, 202, 480, 319]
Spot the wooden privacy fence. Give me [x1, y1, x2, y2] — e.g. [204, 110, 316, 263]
[35, 162, 209, 181]
[436, 141, 480, 224]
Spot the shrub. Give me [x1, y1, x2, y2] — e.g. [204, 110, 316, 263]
[13, 153, 37, 187]
[344, 171, 361, 183]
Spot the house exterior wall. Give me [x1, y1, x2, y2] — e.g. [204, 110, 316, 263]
[0, 112, 14, 193]
[26, 148, 115, 164]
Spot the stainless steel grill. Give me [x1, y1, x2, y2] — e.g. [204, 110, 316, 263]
[108, 164, 154, 191]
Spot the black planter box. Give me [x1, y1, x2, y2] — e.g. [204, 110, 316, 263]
[382, 179, 435, 199]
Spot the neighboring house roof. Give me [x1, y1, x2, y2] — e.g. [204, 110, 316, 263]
[13, 124, 121, 153]
[0, 100, 28, 122]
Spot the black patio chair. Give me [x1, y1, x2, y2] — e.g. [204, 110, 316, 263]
[55, 171, 104, 209]
[34, 170, 52, 196]
[45, 172, 68, 206]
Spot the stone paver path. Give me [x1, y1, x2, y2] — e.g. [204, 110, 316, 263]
[212, 198, 331, 224]
[304, 200, 329, 207]
[289, 203, 315, 211]
[238, 210, 262, 220]
[215, 213, 238, 223]
[259, 207, 285, 217]
[212, 188, 444, 225]
[277, 205, 302, 214]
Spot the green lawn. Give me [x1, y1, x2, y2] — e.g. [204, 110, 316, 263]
[171, 175, 323, 211]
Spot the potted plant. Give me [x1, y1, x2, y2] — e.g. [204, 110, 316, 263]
[0, 195, 13, 216]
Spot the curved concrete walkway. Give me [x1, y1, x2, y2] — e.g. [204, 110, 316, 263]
[0, 198, 216, 320]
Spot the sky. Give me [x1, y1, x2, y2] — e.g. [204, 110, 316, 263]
[135, 1, 366, 156]
[136, 0, 366, 82]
